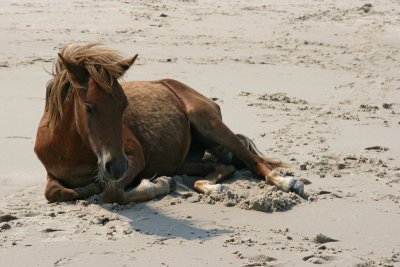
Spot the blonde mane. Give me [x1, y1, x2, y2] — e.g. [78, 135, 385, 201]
[45, 43, 128, 129]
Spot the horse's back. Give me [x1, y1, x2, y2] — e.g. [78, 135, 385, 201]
[159, 79, 222, 117]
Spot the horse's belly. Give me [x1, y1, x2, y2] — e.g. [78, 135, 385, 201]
[122, 81, 191, 177]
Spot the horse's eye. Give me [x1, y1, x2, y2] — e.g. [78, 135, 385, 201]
[85, 105, 93, 114]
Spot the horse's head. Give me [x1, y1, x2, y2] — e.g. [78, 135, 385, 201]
[57, 49, 137, 182]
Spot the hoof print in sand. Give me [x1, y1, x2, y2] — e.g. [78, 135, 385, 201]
[246, 254, 277, 266]
[303, 255, 336, 264]
[0, 214, 18, 223]
[364, 146, 388, 151]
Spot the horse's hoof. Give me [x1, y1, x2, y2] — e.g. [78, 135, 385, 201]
[205, 183, 229, 194]
[167, 177, 177, 192]
[154, 176, 177, 192]
[289, 179, 304, 196]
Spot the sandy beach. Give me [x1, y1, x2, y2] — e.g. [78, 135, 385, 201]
[0, 0, 399, 266]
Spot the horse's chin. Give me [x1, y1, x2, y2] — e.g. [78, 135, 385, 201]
[95, 166, 109, 185]
[95, 166, 126, 185]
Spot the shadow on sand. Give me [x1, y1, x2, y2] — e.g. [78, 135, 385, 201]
[104, 200, 232, 240]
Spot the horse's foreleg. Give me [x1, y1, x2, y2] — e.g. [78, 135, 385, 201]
[101, 155, 144, 204]
[124, 177, 176, 203]
[44, 174, 102, 203]
[102, 145, 176, 204]
[102, 132, 146, 204]
[103, 176, 176, 204]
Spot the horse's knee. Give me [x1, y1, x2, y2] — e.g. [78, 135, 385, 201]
[102, 182, 127, 204]
[44, 182, 78, 202]
[44, 183, 63, 203]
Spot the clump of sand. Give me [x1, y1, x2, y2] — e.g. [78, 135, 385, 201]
[172, 171, 305, 212]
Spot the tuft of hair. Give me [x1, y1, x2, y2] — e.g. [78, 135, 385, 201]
[217, 134, 288, 169]
[45, 42, 130, 130]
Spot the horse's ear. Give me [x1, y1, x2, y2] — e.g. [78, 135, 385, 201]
[118, 54, 138, 75]
[58, 53, 88, 85]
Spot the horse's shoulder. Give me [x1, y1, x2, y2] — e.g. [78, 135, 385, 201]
[34, 126, 53, 159]
[35, 112, 50, 144]
[34, 112, 64, 159]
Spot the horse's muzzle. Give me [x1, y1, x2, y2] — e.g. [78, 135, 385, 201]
[102, 156, 129, 180]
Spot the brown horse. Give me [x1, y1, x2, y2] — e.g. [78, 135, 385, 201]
[34, 43, 304, 204]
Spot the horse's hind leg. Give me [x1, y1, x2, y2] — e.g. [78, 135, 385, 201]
[187, 108, 304, 195]
[176, 162, 235, 193]
[45, 173, 102, 203]
[162, 79, 303, 194]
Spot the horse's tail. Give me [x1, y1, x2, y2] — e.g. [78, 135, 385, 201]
[217, 134, 288, 169]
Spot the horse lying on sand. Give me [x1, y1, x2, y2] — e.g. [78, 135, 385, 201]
[34, 43, 304, 204]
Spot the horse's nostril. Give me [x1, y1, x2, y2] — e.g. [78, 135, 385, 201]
[104, 157, 128, 179]
[105, 160, 113, 175]
[125, 159, 129, 171]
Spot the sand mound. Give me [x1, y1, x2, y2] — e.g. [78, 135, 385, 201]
[172, 170, 305, 212]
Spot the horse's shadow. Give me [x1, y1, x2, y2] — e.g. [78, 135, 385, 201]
[110, 201, 232, 240]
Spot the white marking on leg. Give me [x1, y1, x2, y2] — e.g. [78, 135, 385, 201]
[153, 177, 173, 196]
[268, 170, 295, 192]
[136, 179, 157, 199]
[137, 179, 153, 190]
[196, 180, 229, 194]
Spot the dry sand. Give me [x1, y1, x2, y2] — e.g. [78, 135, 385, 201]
[1, 0, 400, 266]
